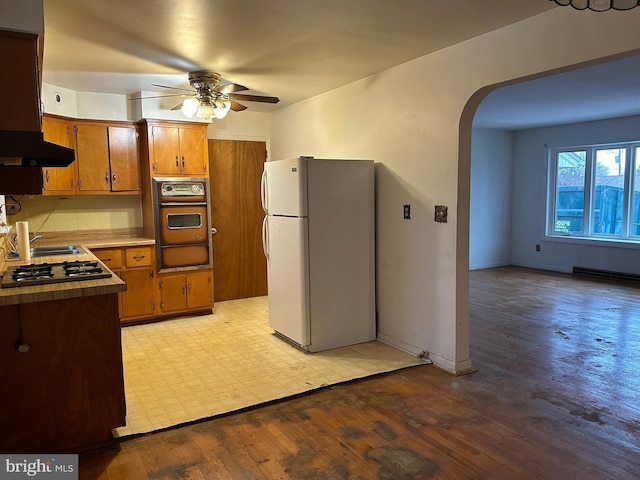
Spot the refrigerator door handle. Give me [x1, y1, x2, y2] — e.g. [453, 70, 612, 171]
[260, 169, 268, 214]
[262, 215, 269, 259]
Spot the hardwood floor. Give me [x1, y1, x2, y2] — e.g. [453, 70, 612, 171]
[80, 267, 640, 479]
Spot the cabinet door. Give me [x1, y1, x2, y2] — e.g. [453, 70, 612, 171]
[159, 274, 187, 313]
[151, 126, 181, 175]
[179, 127, 208, 175]
[120, 268, 156, 320]
[108, 125, 140, 192]
[187, 271, 214, 309]
[42, 116, 75, 194]
[74, 124, 111, 192]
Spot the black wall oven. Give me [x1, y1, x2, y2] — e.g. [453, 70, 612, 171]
[152, 177, 213, 271]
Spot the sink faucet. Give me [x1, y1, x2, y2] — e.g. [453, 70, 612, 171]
[30, 234, 45, 244]
[7, 234, 45, 257]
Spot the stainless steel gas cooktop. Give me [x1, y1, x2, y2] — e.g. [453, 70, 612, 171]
[1, 260, 112, 288]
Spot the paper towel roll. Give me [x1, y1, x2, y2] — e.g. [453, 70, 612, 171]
[16, 221, 30, 261]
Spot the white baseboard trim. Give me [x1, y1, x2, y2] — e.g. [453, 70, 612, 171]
[377, 333, 475, 375]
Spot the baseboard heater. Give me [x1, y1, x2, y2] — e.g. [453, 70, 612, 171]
[572, 266, 640, 285]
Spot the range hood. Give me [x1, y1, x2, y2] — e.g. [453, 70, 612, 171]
[0, 129, 75, 167]
[0, 29, 75, 170]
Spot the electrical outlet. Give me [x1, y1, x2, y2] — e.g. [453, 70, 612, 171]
[434, 205, 448, 223]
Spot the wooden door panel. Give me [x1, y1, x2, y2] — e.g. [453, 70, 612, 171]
[187, 271, 213, 309]
[75, 124, 110, 192]
[159, 274, 187, 313]
[120, 268, 156, 319]
[152, 126, 180, 175]
[179, 127, 207, 175]
[42, 115, 75, 194]
[108, 125, 140, 191]
[209, 139, 267, 301]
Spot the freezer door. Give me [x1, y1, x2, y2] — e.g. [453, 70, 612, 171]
[266, 215, 311, 347]
[263, 157, 308, 217]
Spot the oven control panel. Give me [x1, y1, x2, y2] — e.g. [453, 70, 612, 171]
[161, 182, 205, 197]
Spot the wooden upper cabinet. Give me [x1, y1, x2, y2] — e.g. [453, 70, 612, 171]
[150, 122, 208, 176]
[108, 125, 140, 192]
[178, 127, 208, 175]
[151, 125, 181, 175]
[71, 120, 140, 194]
[74, 122, 110, 193]
[41, 115, 76, 195]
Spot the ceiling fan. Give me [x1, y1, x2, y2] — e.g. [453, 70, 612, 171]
[132, 70, 279, 120]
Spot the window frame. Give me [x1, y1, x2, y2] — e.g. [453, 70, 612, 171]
[546, 141, 640, 244]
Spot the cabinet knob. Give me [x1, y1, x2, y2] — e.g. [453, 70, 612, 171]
[105, 172, 110, 184]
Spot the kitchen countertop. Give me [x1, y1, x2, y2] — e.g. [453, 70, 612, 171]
[26, 228, 155, 249]
[0, 228, 152, 307]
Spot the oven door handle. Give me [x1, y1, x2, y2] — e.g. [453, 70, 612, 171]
[159, 201, 208, 207]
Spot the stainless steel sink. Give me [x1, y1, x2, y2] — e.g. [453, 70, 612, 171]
[30, 245, 85, 257]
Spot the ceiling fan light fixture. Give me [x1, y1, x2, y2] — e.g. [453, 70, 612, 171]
[181, 97, 199, 118]
[213, 97, 231, 119]
[196, 97, 215, 119]
[550, 0, 640, 10]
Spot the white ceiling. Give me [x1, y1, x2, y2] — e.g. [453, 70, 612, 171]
[40, 0, 640, 128]
[474, 54, 640, 130]
[41, 0, 555, 113]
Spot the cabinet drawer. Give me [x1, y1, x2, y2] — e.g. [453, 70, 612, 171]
[93, 248, 123, 269]
[125, 246, 152, 267]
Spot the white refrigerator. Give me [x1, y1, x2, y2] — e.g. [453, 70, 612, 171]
[261, 156, 375, 352]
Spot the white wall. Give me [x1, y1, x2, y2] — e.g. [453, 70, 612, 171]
[511, 114, 640, 274]
[269, 8, 640, 373]
[470, 128, 512, 270]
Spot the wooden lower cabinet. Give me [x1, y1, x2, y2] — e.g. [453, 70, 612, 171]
[92, 246, 214, 323]
[120, 267, 156, 320]
[159, 270, 214, 315]
[0, 294, 125, 453]
[92, 245, 156, 323]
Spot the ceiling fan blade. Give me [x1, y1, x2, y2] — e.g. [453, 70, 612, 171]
[151, 83, 194, 93]
[128, 94, 185, 100]
[229, 93, 280, 104]
[230, 100, 248, 112]
[214, 83, 248, 94]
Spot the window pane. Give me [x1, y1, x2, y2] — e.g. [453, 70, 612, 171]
[555, 151, 586, 233]
[593, 148, 626, 235]
[633, 148, 640, 236]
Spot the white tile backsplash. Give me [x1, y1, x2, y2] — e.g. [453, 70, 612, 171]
[7, 195, 143, 233]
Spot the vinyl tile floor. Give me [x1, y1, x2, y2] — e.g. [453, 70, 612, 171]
[114, 296, 424, 438]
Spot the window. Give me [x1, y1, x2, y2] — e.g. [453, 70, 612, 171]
[548, 142, 640, 242]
